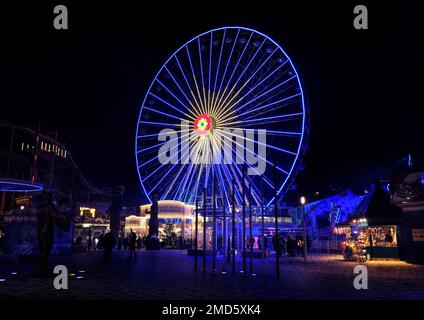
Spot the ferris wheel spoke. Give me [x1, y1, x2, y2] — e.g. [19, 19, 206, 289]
[162, 163, 187, 200]
[221, 112, 303, 128]
[227, 163, 245, 205]
[213, 32, 254, 116]
[138, 132, 188, 154]
[164, 66, 203, 117]
[227, 50, 288, 107]
[242, 99, 301, 123]
[219, 162, 236, 207]
[174, 54, 205, 115]
[191, 163, 203, 203]
[258, 129, 302, 137]
[238, 92, 301, 120]
[207, 32, 213, 112]
[137, 132, 166, 139]
[219, 32, 253, 96]
[219, 60, 288, 120]
[137, 140, 168, 154]
[142, 157, 175, 183]
[175, 137, 205, 199]
[139, 120, 182, 127]
[149, 86, 195, 120]
[155, 78, 198, 119]
[138, 130, 191, 168]
[162, 168, 181, 199]
[142, 105, 187, 121]
[239, 173, 259, 205]
[183, 162, 204, 204]
[209, 137, 232, 207]
[266, 169, 294, 206]
[215, 164, 231, 208]
[232, 162, 260, 203]
[211, 28, 227, 114]
[219, 127, 298, 157]
[137, 128, 191, 140]
[215, 37, 267, 121]
[219, 130, 291, 175]
[197, 37, 208, 113]
[175, 163, 196, 200]
[178, 138, 206, 200]
[184, 46, 207, 114]
[219, 134, 275, 189]
[222, 74, 298, 124]
[138, 129, 188, 156]
[181, 167, 196, 203]
[212, 29, 241, 117]
[235, 80, 299, 121]
[152, 137, 196, 198]
[141, 132, 193, 182]
[147, 162, 181, 196]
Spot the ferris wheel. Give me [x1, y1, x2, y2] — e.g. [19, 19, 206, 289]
[136, 26, 307, 207]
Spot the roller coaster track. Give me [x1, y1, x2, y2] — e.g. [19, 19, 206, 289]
[0, 119, 101, 194]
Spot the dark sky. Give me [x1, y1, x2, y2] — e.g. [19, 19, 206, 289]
[1, 1, 423, 205]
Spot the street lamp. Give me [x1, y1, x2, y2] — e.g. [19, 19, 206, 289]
[300, 196, 307, 263]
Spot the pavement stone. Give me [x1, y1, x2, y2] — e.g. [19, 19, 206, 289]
[0, 250, 423, 300]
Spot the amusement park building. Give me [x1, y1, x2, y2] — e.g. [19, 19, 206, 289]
[125, 200, 295, 250]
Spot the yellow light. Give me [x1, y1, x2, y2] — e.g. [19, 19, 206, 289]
[79, 207, 96, 217]
[300, 196, 306, 205]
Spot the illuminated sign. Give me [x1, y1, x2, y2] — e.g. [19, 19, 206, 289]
[79, 207, 96, 217]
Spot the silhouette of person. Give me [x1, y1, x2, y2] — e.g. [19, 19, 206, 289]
[128, 228, 137, 261]
[103, 229, 115, 264]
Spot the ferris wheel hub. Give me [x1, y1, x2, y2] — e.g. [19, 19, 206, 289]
[194, 113, 213, 135]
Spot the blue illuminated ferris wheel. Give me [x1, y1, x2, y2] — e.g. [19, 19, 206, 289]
[136, 26, 308, 207]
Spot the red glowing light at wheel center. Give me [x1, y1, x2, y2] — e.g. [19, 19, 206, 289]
[194, 113, 212, 135]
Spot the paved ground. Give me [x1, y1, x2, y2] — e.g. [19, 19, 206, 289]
[0, 250, 423, 300]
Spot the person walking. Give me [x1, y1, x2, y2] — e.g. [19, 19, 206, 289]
[128, 228, 137, 261]
[287, 235, 295, 257]
[103, 229, 115, 264]
[97, 232, 104, 250]
[297, 235, 304, 257]
[279, 234, 286, 257]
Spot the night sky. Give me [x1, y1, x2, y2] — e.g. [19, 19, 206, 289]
[1, 1, 423, 205]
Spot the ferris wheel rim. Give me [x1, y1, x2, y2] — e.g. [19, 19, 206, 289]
[135, 26, 307, 206]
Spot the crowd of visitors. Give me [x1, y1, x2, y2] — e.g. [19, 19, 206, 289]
[272, 233, 312, 257]
[73, 229, 312, 264]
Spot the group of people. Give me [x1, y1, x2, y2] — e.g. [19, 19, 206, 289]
[272, 233, 311, 258]
[74, 228, 140, 264]
[207, 233, 311, 258]
[102, 228, 138, 263]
